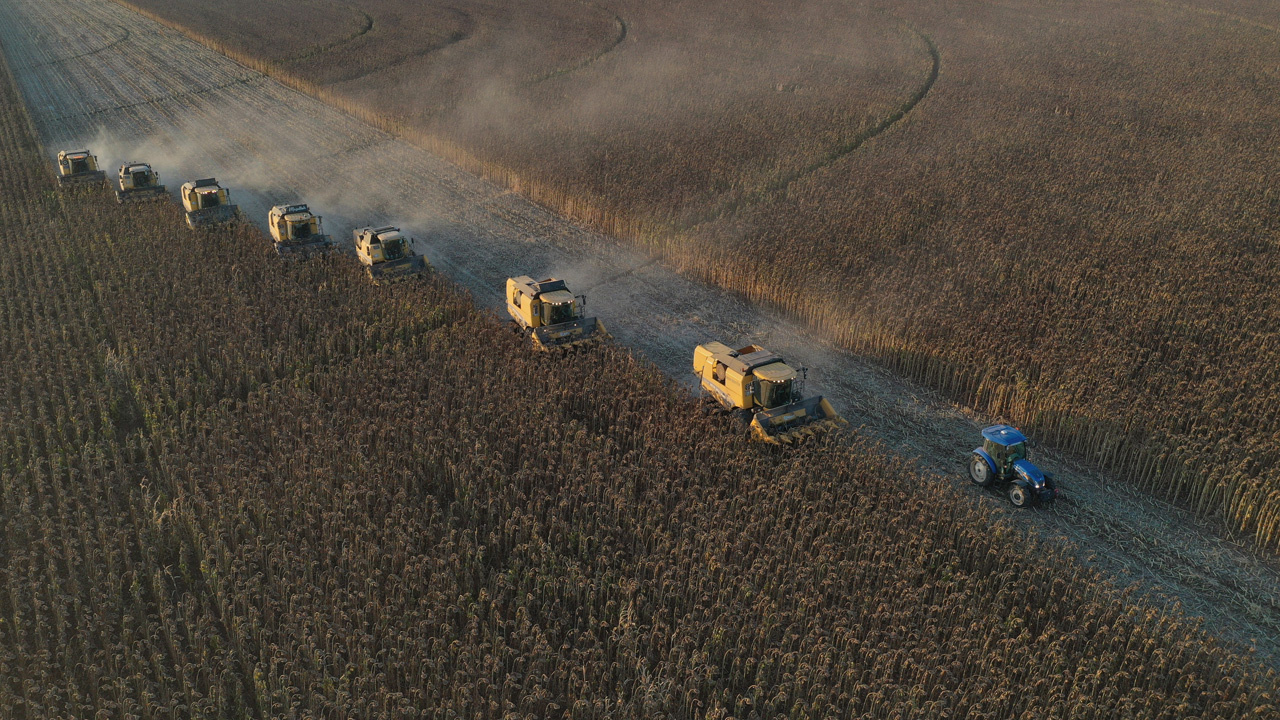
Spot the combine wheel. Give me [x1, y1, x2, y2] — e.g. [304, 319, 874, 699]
[968, 454, 994, 487]
[1007, 484, 1030, 508]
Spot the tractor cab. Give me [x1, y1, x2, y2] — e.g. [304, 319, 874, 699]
[186, 182, 224, 211]
[123, 163, 155, 188]
[281, 212, 315, 240]
[968, 424, 1057, 507]
[55, 150, 106, 186]
[360, 227, 409, 262]
[375, 231, 407, 260]
[62, 152, 95, 174]
[981, 425, 1027, 470]
[539, 286, 579, 326]
[508, 278, 583, 328]
[753, 361, 800, 409]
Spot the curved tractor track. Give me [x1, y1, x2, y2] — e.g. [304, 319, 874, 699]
[3, 0, 1279, 668]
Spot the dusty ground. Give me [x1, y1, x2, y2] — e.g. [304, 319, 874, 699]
[3, 0, 1278, 668]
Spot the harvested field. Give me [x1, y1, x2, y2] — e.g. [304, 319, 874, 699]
[0, 46, 1277, 718]
[111, 0, 1280, 554]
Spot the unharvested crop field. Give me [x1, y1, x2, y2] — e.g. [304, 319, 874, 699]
[111, 0, 1280, 554]
[0, 49, 1277, 718]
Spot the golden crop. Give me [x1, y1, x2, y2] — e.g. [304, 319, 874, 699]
[107, 0, 1280, 553]
[0, 45, 1276, 718]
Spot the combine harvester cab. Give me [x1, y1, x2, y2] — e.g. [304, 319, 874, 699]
[114, 162, 167, 203]
[693, 341, 846, 445]
[181, 178, 239, 228]
[55, 150, 106, 187]
[354, 225, 427, 282]
[506, 275, 610, 351]
[269, 203, 334, 256]
[968, 424, 1059, 507]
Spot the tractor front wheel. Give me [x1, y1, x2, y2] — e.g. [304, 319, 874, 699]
[1008, 484, 1030, 508]
[969, 454, 994, 487]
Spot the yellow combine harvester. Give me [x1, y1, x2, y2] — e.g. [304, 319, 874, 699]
[354, 225, 427, 282]
[693, 341, 846, 444]
[506, 275, 609, 351]
[180, 178, 239, 228]
[114, 162, 166, 203]
[55, 150, 106, 186]
[268, 203, 333, 255]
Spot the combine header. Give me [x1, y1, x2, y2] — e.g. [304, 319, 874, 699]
[506, 276, 609, 351]
[269, 203, 333, 255]
[114, 162, 166, 203]
[354, 225, 426, 282]
[55, 150, 106, 186]
[694, 341, 846, 444]
[180, 178, 239, 228]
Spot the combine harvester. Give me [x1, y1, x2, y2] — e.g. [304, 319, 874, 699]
[55, 150, 106, 186]
[268, 203, 333, 255]
[506, 276, 610, 351]
[354, 225, 426, 282]
[968, 424, 1059, 507]
[694, 341, 846, 444]
[114, 162, 166, 203]
[180, 178, 239, 228]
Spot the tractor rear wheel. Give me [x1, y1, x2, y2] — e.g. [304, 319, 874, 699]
[1008, 484, 1030, 508]
[968, 454, 994, 487]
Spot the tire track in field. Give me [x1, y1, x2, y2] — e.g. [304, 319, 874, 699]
[283, 3, 375, 64]
[687, 16, 941, 231]
[48, 75, 266, 124]
[523, 3, 629, 85]
[11, 25, 130, 71]
[318, 6, 475, 85]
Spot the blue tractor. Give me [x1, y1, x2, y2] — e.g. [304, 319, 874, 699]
[968, 425, 1058, 507]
